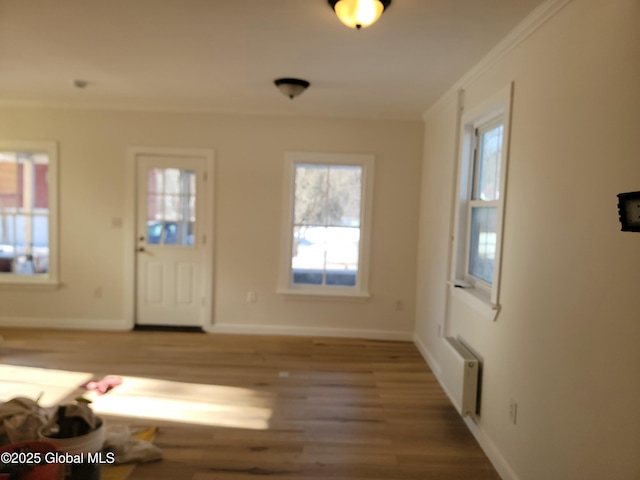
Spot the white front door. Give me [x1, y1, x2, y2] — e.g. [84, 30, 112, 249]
[135, 153, 210, 327]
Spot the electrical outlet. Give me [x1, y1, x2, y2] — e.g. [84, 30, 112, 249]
[509, 399, 518, 425]
[246, 291, 257, 303]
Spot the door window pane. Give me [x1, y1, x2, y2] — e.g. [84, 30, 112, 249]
[147, 169, 164, 194]
[147, 195, 163, 221]
[145, 168, 196, 246]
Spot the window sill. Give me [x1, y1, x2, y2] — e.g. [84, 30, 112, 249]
[0, 276, 61, 290]
[277, 287, 370, 302]
[449, 281, 500, 321]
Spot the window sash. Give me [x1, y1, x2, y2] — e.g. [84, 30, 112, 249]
[280, 152, 373, 297]
[291, 163, 363, 288]
[0, 141, 57, 284]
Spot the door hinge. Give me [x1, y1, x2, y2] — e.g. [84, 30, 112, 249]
[203, 171, 208, 182]
[202, 234, 207, 245]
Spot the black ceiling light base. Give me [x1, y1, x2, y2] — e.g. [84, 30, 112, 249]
[274, 78, 310, 100]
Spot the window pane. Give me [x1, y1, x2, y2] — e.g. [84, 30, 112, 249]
[34, 163, 49, 209]
[0, 215, 15, 273]
[32, 215, 48, 248]
[164, 169, 182, 195]
[32, 215, 49, 273]
[325, 227, 359, 286]
[0, 158, 19, 208]
[14, 215, 26, 249]
[475, 124, 503, 201]
[185, 222, 195, 246]
[147, 195, 163, 221]
[164, 195, 181, 221]
[469, 207, 497, 284]
[294, 165, 327, 226]
[163, 222, 178, 245]
[327, 166, 362, 227]
[188, 196, 196, 221]
[183, 170, 196, 196]
[148, 169, 164, 194]
[292, 226, 325, 285]
[147, 222, 163, 244]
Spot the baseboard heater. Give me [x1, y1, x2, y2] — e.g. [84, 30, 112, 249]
[442, 337, 480, 417]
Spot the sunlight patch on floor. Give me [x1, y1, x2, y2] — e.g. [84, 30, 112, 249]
[86, 376, 275, 430]
[0, 364, 93, 406]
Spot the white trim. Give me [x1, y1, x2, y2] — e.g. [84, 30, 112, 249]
[412, 333, 442, 376]
[0, 317, 130, 331]
[463, 417, 521, 480]
[124, 146, 215, 329]
[0, 98, 418, 122]
[450, 284, 499, 321]
[278, 152, 374, 298]
[450, 83, 513, 319]
[206, 323, 413, 341]
[423, 0, 573, 120]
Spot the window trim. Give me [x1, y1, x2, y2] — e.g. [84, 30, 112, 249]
[278, 152, 374, 299]
[0, 140, 59, 287]
[451, 84, 513, 318]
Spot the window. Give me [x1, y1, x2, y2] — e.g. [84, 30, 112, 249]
[146, 168, 196, 246]
[0, 141, 58, 285]
[452, 84, 513, 317]
[279, 152, 374, 297]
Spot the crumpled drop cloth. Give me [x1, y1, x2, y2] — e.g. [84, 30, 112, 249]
[0, 396, 48, 444]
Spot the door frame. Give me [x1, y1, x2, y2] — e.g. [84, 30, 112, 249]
[124, 146, 215, 330]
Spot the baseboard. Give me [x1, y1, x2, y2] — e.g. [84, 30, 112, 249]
[207, 323, 413, 341]
[0, 317, 132, 331]
[412, 332, 442, 376]
[412, 332, 519, 480]
[463, 417, 520, 480]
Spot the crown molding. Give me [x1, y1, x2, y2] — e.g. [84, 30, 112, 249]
[423, 0, 573, 120]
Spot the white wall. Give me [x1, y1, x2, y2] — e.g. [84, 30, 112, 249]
[0, 108, 423, 338]
[415, 0, 640, 479]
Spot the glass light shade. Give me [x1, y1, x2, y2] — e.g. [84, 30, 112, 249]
[334, 0, 384, 29]
[277, 83, 307, 99]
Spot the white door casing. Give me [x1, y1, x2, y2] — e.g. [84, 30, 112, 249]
[126, 148, 214, 328]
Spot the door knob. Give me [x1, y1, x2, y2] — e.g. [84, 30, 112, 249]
[138, 247, 145, 252]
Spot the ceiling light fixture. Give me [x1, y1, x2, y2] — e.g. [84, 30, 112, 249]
[328, 0, 392, 29]
[274, 78, 310, 100]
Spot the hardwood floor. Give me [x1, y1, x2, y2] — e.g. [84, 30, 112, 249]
[0, 329, 500, 479]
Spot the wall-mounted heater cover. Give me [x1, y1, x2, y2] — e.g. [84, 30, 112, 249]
[442, 337, 479, 417]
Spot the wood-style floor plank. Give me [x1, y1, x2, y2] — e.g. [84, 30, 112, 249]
[0, 329, 501, 480]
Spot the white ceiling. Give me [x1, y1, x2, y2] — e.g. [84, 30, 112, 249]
[0, 0, 546, 120]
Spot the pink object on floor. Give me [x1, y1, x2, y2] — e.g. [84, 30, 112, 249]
[82, 375, 123, 395]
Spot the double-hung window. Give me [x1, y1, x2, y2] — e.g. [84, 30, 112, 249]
[279, 152, 374, 297]
[452, 84, 513, 317]
[0, 141, 58, 285]
[468, 120, 504, 284]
